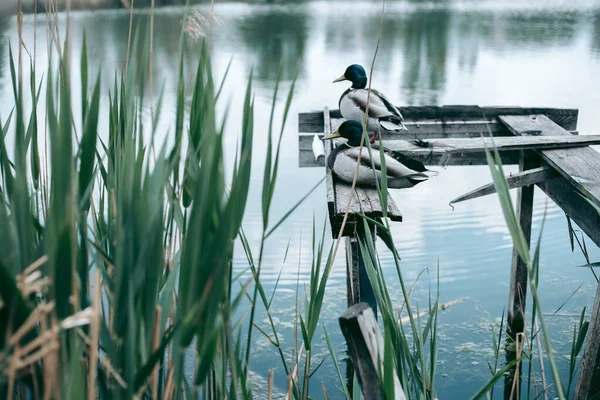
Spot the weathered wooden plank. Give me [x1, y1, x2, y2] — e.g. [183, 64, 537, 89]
[300, 133, 600, 168]
[500, 115, 600, 210]
[574, 281, 600, 399]
[300, 116, 554, 138]
[357, 118, 509, 138]
[339, 303, 406, 400]
[298, 110, 324, 133]
[299, 106, 578, 133]
[400, 117, 503, 137]
[302, 134, 600, 156]
[323, 108, 335, 208]
[537, 177, 600, 248]
[394, 106, 578, 129]
[450, 165, 559, 205]
[345, 237, 360, 308]
[382, 135, 600, 154]
[345, 230, 377, 315]
[300, 139, 520, 168]
[508, 154, 539, 335]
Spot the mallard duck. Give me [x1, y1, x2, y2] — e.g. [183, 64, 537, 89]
[334, 64, 407, 140]
[322, 120, 430, 189]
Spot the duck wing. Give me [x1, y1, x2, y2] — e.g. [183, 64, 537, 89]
[371, 144, 427, 172]
[342, 89, 396, 119]
[371, 89, 404, 120]
[330, 146, 429, 188]
[342, 146, 426, 179]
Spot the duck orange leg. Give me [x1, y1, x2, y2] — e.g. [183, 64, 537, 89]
[370, 130, 378, 144]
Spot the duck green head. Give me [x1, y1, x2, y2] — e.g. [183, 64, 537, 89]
[333, 64, 367, 89]
[322, 120, 366, 147]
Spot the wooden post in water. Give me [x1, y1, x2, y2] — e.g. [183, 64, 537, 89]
[345, 224, 377, 315]
[507, 151, 538, 334]
[504, 151, 538, 400]
[339, 303, 406, 400]
[574, 281, 600, 399]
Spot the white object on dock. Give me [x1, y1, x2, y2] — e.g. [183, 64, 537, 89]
[312, 134, 325, 161]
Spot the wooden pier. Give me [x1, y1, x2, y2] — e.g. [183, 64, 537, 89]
[298, 105, 600, 399]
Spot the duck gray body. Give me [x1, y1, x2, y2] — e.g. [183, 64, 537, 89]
[339, 88, 407, 133]
[334, 64, 407, 133]
[328, 143, 428, 189]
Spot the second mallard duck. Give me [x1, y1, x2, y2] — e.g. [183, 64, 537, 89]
[323, 120, 430, 189]
[334, 64, 408, 140]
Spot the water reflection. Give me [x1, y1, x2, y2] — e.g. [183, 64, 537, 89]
[75, 12, 204, 90]
[501, 11, 580, 48]
[401, 10, 450, 104]
[593, 11, 600, 57]
[236, 8, 308, 82]
[2, 2, 600, 398]
[451, 13, 487, 73]
[322, 8, 451, 104]
[0, 17, 8, 98]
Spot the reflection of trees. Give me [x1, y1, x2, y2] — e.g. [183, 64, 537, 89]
[72, 11, 202, 97]
[236, 9, 308, 83]
[401, 10, 451, 105]
[0, 17, 9, 98]
[501, 12, 579, 47]
[592, 11, 600, 57]
[322, 12, 406, 70]
[322, 10, 450, 104]
[451, 13, 490, 74]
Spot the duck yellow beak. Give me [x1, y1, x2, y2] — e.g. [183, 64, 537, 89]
[322, 130, 341, 140]
[333, 75, 346, 83]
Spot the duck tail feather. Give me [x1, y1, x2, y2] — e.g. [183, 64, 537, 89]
[384, 149, 428, 172]
[380, 120, 408, 132]
[407, 174, 429, 185]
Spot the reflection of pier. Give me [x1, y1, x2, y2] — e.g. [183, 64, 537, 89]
[298, 105, 600, 398]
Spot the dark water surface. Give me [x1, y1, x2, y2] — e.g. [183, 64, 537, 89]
[2, 1, 600, 398]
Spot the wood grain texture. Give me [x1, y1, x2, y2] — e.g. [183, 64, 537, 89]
[574, 281, 600, 399]
[382, 135, 600, 154]
[323, 107, 335, 207]
[299, 106, 578, 133]
[500, 115, 600, 210]
[536, 177, 600, 248]
[345, 236, 360, 308]
[339, 303, 406, 400]
[345, 230, 377, 315]
[450, 165, 559, 205]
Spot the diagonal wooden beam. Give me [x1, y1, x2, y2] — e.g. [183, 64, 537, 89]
[449, 165, 560, 206]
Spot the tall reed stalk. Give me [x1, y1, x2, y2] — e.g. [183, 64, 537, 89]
[0, 7, 322, 399]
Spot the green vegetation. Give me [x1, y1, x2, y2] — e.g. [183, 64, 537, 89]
[0, 5, 593, 400]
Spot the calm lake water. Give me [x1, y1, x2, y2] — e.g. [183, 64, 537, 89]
[2, 0, 600, 398]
